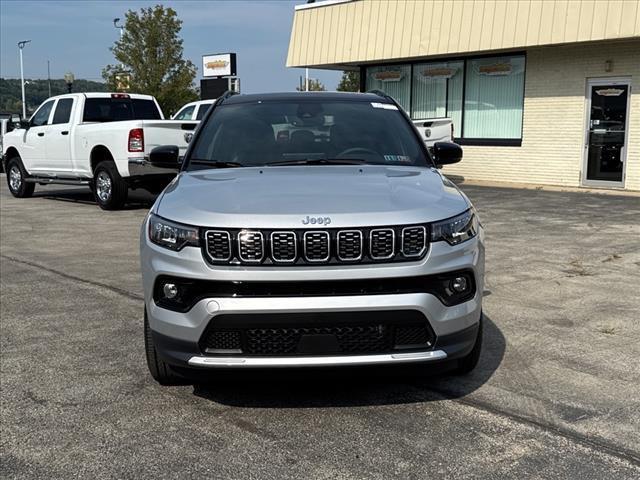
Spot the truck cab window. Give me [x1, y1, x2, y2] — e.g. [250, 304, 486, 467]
[174, 106, 195, 120]
[52, 98, 74, 125]
[31, 100, 55, 127]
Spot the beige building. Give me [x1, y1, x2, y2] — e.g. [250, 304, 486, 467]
[287, 0, 640, 191]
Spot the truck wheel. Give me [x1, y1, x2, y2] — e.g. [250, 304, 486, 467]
[144, 309, 186, 386]
[93, 161, 128, 210]
[453, 314, 483, 375]
[6, 156, 35, 198]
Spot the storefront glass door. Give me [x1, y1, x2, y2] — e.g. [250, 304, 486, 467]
[583, 79, 630, 186]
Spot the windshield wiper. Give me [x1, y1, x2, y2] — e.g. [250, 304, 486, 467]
[189, 159, 244, 168]
[266, 158, 368, 166]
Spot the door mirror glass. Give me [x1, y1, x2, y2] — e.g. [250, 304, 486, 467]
[432, 142, 463, 166]
[149, 145, 180, 169]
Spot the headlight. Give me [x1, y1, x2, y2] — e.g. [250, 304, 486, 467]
[148, 213, 199, 251]
[431, 209, 479, 245]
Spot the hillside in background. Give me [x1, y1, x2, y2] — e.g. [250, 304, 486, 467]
[0, 78, 107, 116]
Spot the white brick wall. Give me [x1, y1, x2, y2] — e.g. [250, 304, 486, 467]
[443, 39, 640, 191]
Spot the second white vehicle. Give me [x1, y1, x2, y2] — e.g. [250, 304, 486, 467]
[171, 99, 215, 121]
[2, 92, 196, 209]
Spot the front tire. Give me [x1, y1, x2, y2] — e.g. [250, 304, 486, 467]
[93, 161, 128, 210]
[144, 309, 186, 386]
[6, 156, 35, 198]
[453, 314, 483, 375]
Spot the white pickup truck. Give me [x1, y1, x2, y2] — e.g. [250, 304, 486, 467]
[412, 118, 454, 148]
[2, 93, 196, 209]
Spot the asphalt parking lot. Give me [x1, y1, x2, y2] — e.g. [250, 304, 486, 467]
[1, 177, 639, 479]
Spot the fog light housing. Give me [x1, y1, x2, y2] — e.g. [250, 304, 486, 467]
[163, 282, 178, 299]
[450, 276, 468, 293]
[154, 276, 200, 312]
[434, 271, 476, 306]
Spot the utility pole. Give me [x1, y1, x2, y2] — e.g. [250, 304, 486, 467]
[18, 40, 31, 118]
[305, 68, 309, 92]
[47, 60, 51, 97]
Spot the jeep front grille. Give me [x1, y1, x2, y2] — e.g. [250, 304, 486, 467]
[401, 226, 427, 257]
[238, 230, 264, 262]
[270, 231, 297, 263]
[370, 229, 395, 260]
[202, 224, 430, 266]
[303, 231, 330, 262]
[337, 230, 363, 261]
[205, 230, 231, 261]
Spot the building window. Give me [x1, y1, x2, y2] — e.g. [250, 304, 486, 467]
[365, 54, 525, 145]
[411, 61, 464, 135]
[365, 64, 411, 113]
[463, 55, 525, 140]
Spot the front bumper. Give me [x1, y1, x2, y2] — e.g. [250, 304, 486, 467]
[141, 222, 484, 369]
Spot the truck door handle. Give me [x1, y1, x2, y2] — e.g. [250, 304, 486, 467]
[37, 132, 45, 137]
[61, 131, 69, 135]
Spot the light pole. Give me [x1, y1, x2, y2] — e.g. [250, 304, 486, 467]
[64, 72, 75, 93]
[113, 17, 124, 39]
[18, 40, 31, 118]
[113, 18, 125, 74]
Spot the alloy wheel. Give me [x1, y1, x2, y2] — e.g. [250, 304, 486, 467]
[96, 171, 112, 203]
[9, 165, 22, 192]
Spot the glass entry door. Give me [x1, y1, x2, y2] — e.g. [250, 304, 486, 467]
[584, 79, 630, 186]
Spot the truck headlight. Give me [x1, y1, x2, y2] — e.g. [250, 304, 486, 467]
[148, 213, 199, 251]
[431, 209, 479, 245]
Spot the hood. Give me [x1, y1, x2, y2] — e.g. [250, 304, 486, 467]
[156, 165, 469, 229]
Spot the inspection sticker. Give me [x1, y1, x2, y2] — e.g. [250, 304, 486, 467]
[384, 155, 412, 164]
[371, 102, 399, 110]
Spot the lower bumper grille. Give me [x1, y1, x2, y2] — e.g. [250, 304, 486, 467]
[199, 311, 435, 357]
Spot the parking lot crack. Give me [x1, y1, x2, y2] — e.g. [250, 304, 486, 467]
[0, 254, 143, 301]
[426, 387, 640, 467]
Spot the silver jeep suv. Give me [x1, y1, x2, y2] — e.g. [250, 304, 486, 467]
[140, 91, 484, 385]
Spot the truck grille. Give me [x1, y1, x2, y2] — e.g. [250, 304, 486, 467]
[199, 311, 435, 356]
[202, 224, 430, 266]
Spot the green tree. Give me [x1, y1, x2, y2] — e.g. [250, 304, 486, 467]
[296, 78, 326, 92]
[102, 5, 198, 116]
[0, 78, 107, 116]
[336, 70, 360, 92]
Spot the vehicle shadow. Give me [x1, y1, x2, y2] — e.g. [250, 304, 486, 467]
[192, 313, 505, 408]
[32, 187, 157, 210]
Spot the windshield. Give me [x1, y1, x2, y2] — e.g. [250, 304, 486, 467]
[186, 99, 429, 169]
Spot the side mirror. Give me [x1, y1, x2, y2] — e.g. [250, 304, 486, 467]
[149, 145, 180, 169]
[432, 142, 462, 167]
[11, 114, 27, 130]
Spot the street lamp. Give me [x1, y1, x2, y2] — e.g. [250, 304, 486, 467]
[113, 18, 124, 39]
[113, 18, 125, 72]
[64, 72, 75, 93]
[18, 40, 31, 118]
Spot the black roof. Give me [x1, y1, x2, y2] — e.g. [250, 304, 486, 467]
[223, 91, 392, 105]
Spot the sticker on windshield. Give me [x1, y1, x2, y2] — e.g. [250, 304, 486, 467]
[371, 102, 398, 110]
[384, 155, 412, 164]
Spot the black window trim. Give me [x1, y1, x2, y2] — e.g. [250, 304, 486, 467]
[363, 50, 527, 147]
